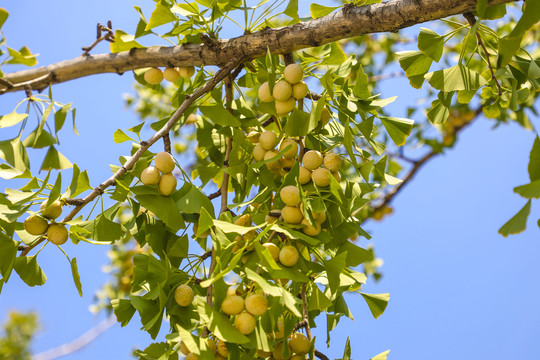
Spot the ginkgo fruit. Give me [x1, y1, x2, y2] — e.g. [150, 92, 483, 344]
[47, 223, 69, 245]
[272, 80, 292, 101]
[264, 150, 281, 171]
[290, 355, 306, 360]
[234, 311, 256, 335]
[140, 166, 161, 185]
[302, 150, 323, 170]
[247, 131, 261, 143]
[275, 319, 285, 338]
[280, 157, 296, 169]
[178, 66, 195, 78]
[40, 200, 63, 220]
[245, 293, 268, 316]
[217, 341, 229, 357]
[272, 341, 291, 360]
[280, 186, 301, 207]
[291, 81, 308, 100]
[253, 143, 267, 161]
[234, 214, 251, 226]
[265, 210, 281, 223]
[312, 167, 331, 187]
[281, 206, 303, 224]
[174, 284, 194, 307]
[320, 107, 331, 125]
[185, 353, 198, 360]
[259, 130, 278, 150]
[158, 173, 177, 196]
[221, 295, 245, 315]
[275, 97, 296, 115]
[323, 153, 342, 172]
[300, 218, 321, 236]
[144, 68, 163, 84]
[279, 138, 298, 158]
[298, 166, 312, 185]
[163, 67, 180, 82]
[284, 63, 303, 84]
[207, 338, 217, 354]
[24, 215, 48, 236]
[289, 333, 310, 355]
[258, 82, 274, 102]
[257, 349, 272, 358]
[179, 341, 190, 355]
[262, 242, 280, 261]
[279, 245, 299, 267]
[154, 151, 175, 173]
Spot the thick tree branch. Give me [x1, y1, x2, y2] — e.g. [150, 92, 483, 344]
[0, 0, 515, 94]
[20, 60, 241, 256]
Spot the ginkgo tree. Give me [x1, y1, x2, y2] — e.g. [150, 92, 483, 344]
[1, 1, 539, 359]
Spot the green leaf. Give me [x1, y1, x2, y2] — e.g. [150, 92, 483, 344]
[76, 211, 125, 243]
[41, 146, 72, 170]
[283, 0, 299, 22]
[323, 252, 347, 295]
[371, 350, 391, 360]
[0, 163, 31, 180]
[70, 257, 83, 297]
[396, 51, 433, 88]
[284, 108, 310, 137]
[0, 233, 18, 281]
[514, 180, 540, 199]
[54, 104, 71, 134]
[499, 200, 531, 237]
[379, 117, 414, 146]
[145, 0, 177, 31]
[476, 0, 488, 17]
[310, 3, 339, 19]
[353, 65, 371, 99]
[174, 183, 214, 215]
[7, 46, 37, 67]
[113, 129, 134, 143]
[417, 28, 444, 62]
[199, 104, 241, 126]
[528, 137, 540, 181]
[0, 137, 30, 171]
[0, 110, 28, 128]
[343, 337, 351, 360]
[66, 164, 92, 198]
[0, 8, 8, 29]
[482, 4, 506, 20]
[338, 241, 372, 267]
[14, 255, 47, 286]
[110, 30, 145, 53]
[308, 285, 333, 311]
[212, 220, 258, 235]
[425, 65, 488, 92]
[498, 1, 540, 67]
[360, 292, 389, 319]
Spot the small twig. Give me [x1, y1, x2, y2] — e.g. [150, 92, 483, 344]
[0, 73, 52, 95]
[163, 132, 172, 153]
[283, 53, 294, 65]
[201, 251, 212, 260]
[31, 314, 116, 360]
[262, 115, 277, 127]
[64, 198, 85, 206]
[18, 245, 28, 251]
[293, 319, 308, 332]
[208, 190, 221, 200]
[300, 283, 313, 341]
[307, 92, 322, 101]
[314, 350, 330, 360]
[0, 78, 14, 89]
[463, 12, 502, 96]
[82, 21, 115, 56]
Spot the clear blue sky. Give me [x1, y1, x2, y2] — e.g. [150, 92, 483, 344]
[1, 1, 539, 360]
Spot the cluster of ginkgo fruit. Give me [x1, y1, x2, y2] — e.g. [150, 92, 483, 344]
[23, 200, 68, 246]
[257, 64, 309, 116]
[143, 66, 195, 85]
[140, 151, 178, 196]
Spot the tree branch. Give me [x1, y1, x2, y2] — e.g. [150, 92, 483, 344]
[19, 59, 242, 256]
[0, 0, 515, 94]
[31, 314, 116, 360]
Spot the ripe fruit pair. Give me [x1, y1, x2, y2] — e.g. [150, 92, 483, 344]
[144, 66, 196, 85]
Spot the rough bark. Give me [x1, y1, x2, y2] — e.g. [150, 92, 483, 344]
[0, 0, 515, 94]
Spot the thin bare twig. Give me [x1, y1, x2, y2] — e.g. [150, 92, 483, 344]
[32, 314, 116, 360]
[463, 12, 502, 96]
[315, 350, 330, 360]
[163, 132, 172, 153]
[82, 21, 115, 56]
[20, 60, 242, 256]
[207, 190, 221, 200]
